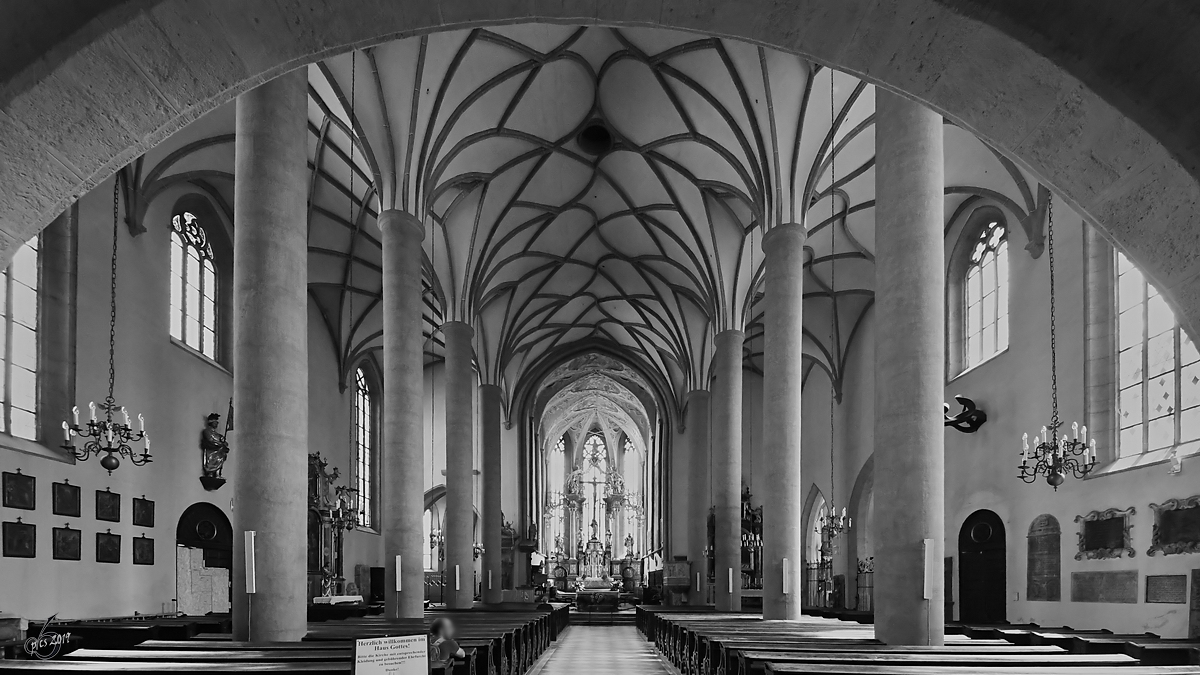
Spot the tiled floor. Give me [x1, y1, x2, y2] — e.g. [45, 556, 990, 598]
[530, 625, 671, 674]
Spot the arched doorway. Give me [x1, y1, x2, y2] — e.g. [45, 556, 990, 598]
[958, 509, 1006, 623]
[176, 502, 233, 615]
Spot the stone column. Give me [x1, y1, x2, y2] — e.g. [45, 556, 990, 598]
[873, 90, 945, 646]
[712, 330, 744, 611]
[685, 390, 711, 605]
[379, 208, 425, 619]
[230, 69, 308, 642]
[443, 321, 475, 608]
[480, 383, 504, 604]
[760, 222, 806, 620]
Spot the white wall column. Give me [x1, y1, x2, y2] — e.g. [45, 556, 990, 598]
[443, 320, 475, 608]
[873, 90, 946, 646]
[379, 208, 426, 618]
[685, 391, 711, 605]
[480, 383, 504, 604]
[230, 68, 309, 642]
[712, 330, 743, 612]
[760, 221, 807, 620]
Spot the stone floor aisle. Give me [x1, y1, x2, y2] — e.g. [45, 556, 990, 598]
[530, 624, 671, 674]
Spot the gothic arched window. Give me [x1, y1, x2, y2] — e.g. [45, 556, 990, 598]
[352, 367, 378, 529]
[964, 220, 1009, 368]
[2, 236, 40, 440]
[170, 212, 218, 360]
[1115, 252, 1200, 456]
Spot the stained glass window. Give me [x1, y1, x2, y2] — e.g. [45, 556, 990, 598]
[352, 367, 376, 528]
[965, 221, 1009, 368]
[170, 212, 217, 360]
[1116, 252, 1200, 456]
[2, 236, 40, 440]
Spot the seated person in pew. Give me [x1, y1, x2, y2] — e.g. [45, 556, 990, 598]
[429, 617, 466, 672]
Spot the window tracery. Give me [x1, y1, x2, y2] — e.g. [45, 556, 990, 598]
[1115, 252, 1200, 456]
[964, 221, 1009, 368]
[2, 236, 40, 440]
[352, 367, 377, 529]
[170, 212, 218, 360]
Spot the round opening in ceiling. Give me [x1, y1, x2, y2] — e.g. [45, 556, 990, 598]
[577, 123, 614, 156]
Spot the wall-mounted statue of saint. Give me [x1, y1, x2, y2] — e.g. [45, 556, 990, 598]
[199, 402, 232, 490]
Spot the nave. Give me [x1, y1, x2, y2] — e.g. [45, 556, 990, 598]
[6, 3, 1200, 671]
[529, 624, 669, 675]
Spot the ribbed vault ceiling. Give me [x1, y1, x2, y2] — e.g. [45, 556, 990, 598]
[123, 24, 1050, 421]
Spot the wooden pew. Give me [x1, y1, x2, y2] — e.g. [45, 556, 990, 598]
[764, 665, 1200, 675]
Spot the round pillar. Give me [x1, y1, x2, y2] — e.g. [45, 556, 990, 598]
[230, 68, 309, 642]
[760, 221, 807, 620]
[379, 208, 426, 619]
[443, 320, 475, 608]
[480, 383, 504, 604]
[712, 329, 744, 612]
[685, 390, 711, 605]
[873, 90, 945, 645]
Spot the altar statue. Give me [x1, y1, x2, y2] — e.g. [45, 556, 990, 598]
[200, 412, 230, 479]
[565, 467, 584, 495]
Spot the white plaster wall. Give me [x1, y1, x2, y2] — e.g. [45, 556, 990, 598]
[821, 208, 1197, 637]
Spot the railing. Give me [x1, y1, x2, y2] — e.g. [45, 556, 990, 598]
[803, 560, 833, 608]
[856, 557, 874, 612]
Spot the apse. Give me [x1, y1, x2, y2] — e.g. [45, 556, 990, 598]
[533, 353, 660, 575]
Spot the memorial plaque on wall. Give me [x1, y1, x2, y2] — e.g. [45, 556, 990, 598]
[1070, 570, 1138, 603]
[1027, 515, 1061, 601]
[1146, 574, 1188, 604]
[1148, 496, 1200, 556]
[1075, 507, 1135, 560]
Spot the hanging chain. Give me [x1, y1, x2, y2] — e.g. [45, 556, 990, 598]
[347, 50, 357, 353]
[1046, 195, 1060, 431]
[107, 179, 120, 411]
[828, 68, 837, 514]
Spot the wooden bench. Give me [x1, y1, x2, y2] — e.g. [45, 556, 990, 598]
[5, 609, 561, 675]
[641, 609, 1198, 675]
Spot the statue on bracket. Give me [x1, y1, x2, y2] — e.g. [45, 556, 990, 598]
[199, 400, 233, 491]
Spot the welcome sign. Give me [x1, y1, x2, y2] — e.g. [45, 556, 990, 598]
[354, 634, 427, 675]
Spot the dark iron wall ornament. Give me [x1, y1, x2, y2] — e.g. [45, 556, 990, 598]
[1147, 495, 1200, 556]
[1075, 507, 1136, 560]
[944, 396, 988, 433]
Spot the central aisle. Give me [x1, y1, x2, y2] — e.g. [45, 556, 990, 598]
[531, 624, 670, 675]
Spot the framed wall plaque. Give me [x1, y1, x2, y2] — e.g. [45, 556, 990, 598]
[2, 470, 35, 510]
[52, 480, 81, 517]
[95, 489, 120, 523]
[1147, 495, 1200, 556]
[132, 496, 154, 528]
[96, 531, 121, 563]
[52, 525, 81, 561]
[1075, 507, 1136, 560]
[1146, 574, 1188, 603]
[2, 519, 36, 558]
[133, 536, 154, 565]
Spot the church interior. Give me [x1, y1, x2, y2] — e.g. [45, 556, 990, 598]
[2, 2, 1200, 673]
